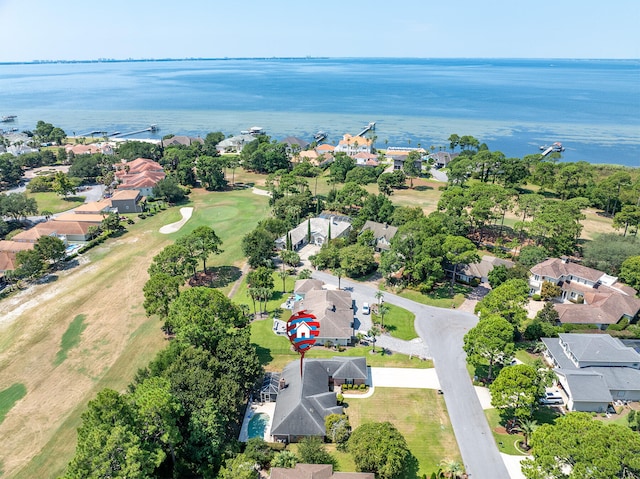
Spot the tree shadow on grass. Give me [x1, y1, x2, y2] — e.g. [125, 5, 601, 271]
[188, 265, 241, 288]
[399, 452, 420, 479]
[252, 344, 273, 366]
[62, 196, 85, 205]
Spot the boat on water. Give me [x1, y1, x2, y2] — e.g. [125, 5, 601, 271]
[1, 115, 17, 122]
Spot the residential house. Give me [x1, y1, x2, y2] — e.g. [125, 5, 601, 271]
[65, 143, 114, 156]
[542, 333, 640, 412]
[216, 134, 255, 154]
[315, 143, 335, 154]
[386, 147, 426, 170]
[452, 255, 514, 284]
[429, 151, 459, 168]
[530, 257, 640, 329]
[110, 189, 143, 213]
[360, 220, 398, 252]
[54, 213, 105, 225]
[270, 357, 368, 443]
[115, 157, 165, 197]
[354, 151, 380, 167]
[160, 135, 204, 148]
[281, 136, 310, 157]
[276, 215, 352, 251]
[270, 464, 374, 479]
[0, 240, 35, 276]
[334, 134, 372, 157]
[291, 279, 355, 346]
[73, 199, 113, 215]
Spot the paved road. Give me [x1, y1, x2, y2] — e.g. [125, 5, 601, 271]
[312, 270, 511, 479]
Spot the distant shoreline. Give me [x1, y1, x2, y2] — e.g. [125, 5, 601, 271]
[1, 57, 639, 66]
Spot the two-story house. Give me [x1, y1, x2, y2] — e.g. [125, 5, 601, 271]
[333, 134, 372, 157]
[530, 257, 640, 329]
[542, 333, 640, 412]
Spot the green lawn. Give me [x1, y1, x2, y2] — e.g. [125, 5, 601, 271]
[395, 283, 471, 309]
[484, 404, 562, 457]
[343, 388, 460, 477]
[373, 304, 417, 340]
[54, 314, 88, 366]
[0, 383, 27, 425]
[26, 191, 85, 214]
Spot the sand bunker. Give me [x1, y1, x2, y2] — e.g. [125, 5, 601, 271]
[159, 207, 194, 234]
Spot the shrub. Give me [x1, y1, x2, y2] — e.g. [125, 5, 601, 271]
[359, 384, 367, 390]
[532, 294, 541, 301]
[607, 318, 630, 331]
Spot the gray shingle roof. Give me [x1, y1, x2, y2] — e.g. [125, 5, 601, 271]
[555, 369, 613, 403]
[560, 333, 640, 365]
[270, 358, 367, 439]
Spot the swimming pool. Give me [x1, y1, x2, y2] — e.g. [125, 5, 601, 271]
[247, 412, 269, 440]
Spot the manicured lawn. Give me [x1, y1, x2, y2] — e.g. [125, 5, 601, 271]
[373, 304, 416, 340]
[0, 383, 27, 425]
[26, 192, 85, 214]
[396, 283, 471, 309]
[344, 388, 460, 477]
[484, 405, 562, 457]
[484, 408, 528, 456]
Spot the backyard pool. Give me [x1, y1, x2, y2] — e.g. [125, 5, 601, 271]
[247, 412, 269, 440]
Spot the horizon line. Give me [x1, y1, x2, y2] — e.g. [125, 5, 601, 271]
[1, 56, 639, 66]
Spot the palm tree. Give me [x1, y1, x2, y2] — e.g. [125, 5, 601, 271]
[516, 418, 538, 449]
[333, 267, 344, 290]
[439, 459, 464, 478]
[368, 325, 381, 352]
[278, 270, 288, 293]
[375, 290, 384, 309]
[378, 304, 390, 329]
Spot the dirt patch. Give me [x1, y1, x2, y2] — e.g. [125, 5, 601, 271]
[494, 426, 508, 434]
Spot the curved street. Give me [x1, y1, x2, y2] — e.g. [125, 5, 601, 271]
[312, 270, 511, 479]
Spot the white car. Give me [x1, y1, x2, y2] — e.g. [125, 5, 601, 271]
[539, 391, 563, 405]
[362, 302, 370, 315]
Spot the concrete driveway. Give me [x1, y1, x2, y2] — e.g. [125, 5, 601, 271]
[312, 270, 512, 479]
[371, 367, 440, 389]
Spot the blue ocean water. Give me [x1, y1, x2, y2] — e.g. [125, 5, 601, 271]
[0, 58, 638, 166]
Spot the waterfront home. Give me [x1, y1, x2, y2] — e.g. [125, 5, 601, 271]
[334, 134, 372, 157]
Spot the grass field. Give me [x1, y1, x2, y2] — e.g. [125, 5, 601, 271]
[395, 283, 471, 309]
[373, 303, 417, 340]
[343, 388, 461, 477]
[0, 187, 270, 478]
[26, 191, 85, 214]
[0, 383, 27, 425]
[54, 314, 87, 366]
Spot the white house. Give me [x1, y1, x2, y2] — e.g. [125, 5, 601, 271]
[276, 215, 352, 251]
[333, 134, 372, 157]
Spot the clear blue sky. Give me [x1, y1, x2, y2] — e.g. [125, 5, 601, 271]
[1, 0, 638, 61]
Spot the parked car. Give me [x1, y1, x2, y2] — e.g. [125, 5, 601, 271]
[539, 391, 563, 405]
[362, 302, 370, 315]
